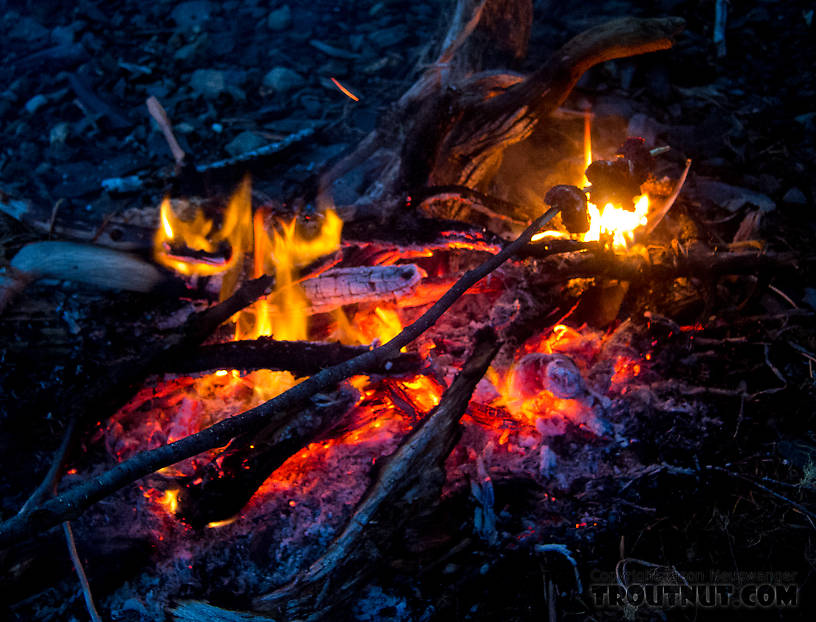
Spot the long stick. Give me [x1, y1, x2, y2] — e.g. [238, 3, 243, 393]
[0, 208, 558, 547]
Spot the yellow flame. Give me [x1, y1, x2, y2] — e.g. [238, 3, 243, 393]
[154, 177, 343, 400]
[530, 230, 568, 243]
[153, 178, 251, 277]
[583, 194, 649, 248]
[531, 112, 651, 250]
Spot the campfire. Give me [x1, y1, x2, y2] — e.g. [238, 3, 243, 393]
[1, 1, 813, 620]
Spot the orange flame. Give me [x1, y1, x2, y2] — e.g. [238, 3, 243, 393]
[154, 178, 343, 400]
[154, 177, 251, 277]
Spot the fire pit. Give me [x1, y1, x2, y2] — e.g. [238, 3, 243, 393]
[1, 1, 814, 620]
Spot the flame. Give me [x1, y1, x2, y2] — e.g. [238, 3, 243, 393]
[583, 194, 649, 248]
[154, 177, 251, 277]
[531, 116, 651, 250]
[583, 109, 592, 186]
[206, 515, 239, 529]
[155, 177, 342, 400]
[333, 305, 404, 347]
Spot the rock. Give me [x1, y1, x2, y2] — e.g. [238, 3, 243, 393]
[9, 16, 49, 42]
[51, 25, 77, 46]
[367, 26, 409, 49]
[24, 94, 48, 114]
[309, 39, 359, 60]
[171, 1, 212, 30]
[782, 187, 807, 206]
[174, 34, 209, 63]
[626, 113, 664, 147]
[267, 5, 291, 31]
[224, 131, 267, 156]
[50, 122, 71, 146]
[261, 67, 305, 95]
[695, 178, 776, 213]
[190, 69, 245, 100]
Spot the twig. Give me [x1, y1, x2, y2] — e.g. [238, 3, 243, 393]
[18, 416, 77, 515]
[0, 208, 558, 547]
[63, 521, 103, 622]
[196, 127, 315, 173]
[256, 328, 501, 617]
[147, 96, 186, 166]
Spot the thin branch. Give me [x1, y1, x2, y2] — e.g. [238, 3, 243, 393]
[63, 521, 103, 622]
[0, 208, 559, 547]
[18, 416, 77, 515]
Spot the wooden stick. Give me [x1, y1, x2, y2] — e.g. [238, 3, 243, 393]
[63, 521, 103, 622]
[162, 338, 422, 377]
[255, 328, 501, 618]
[0, 209, 558, 547]
[175, 385, 360, 528]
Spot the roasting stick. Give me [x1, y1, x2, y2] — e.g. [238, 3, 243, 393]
[0, 207, 560, 547]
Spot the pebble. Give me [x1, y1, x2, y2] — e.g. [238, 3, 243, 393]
[261, 67, 305, 94]
[224, 131, 267, 156]
[190, 69, 245, 100]
[782, 187, 807, 205]
[24, 94, 48, 114]
[49, 122, 71, 146]
[267, 5, 292, 31]
[171, 1, 213, 30]
[368, 26, 409, 49]
[51, 25, 77, 46]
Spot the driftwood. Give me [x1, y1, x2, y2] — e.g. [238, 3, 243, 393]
[0, 208, 558, 547]
[0, 241, 179, 314]
[320, 1, 684, 220]
[254, 328, 501, 619]
[175, 384, 360, 528]
[162, 337, 423, 378]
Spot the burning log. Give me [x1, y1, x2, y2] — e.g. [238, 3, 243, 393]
[527, 248, 800, 286]
[302, 264, 423, 313]
[254, 328, 501, 619]
[174, 384, 360, 528]
[162, 337, 422, 377]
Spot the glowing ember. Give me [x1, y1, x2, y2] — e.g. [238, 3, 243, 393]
[330, 77, 360, 102]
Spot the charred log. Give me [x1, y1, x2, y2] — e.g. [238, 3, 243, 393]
[163, 337, 422, 378]
[175, 385, 360, 528]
